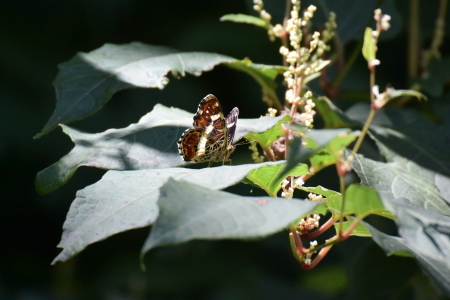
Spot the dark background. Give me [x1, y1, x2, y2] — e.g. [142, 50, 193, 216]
[1, 0, 448, 299]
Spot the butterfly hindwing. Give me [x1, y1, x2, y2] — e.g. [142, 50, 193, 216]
[225, 107, 239, 145]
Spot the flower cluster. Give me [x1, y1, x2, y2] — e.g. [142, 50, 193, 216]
[297, 213, 321, 232]
[304, 240, 318, 265]
[252, 0, 277, 41]
[371, 85, 394, 110]
[265, 107, 277, 117]
[280, 176, 304, 199]
[374, 9, 391, 35]
[370, 9, 391, 60]
[308, 193, 322, 201]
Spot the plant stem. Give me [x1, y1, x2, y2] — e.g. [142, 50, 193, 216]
[340, 217, 363, 240]
[351, 107, 376, 156]
[337, 172, 346, 235]
[303, 216, 335, 239]
[301, 245, 333, 270]
[289, 228, 305, 255]
[351, 67, 377, 156]
[263, 147, 276, 162]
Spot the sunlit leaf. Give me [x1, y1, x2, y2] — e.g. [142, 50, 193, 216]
[244, 115, 291, 152]
[52, 162, 284, 264]
[220, 14, 266, 27]
[141, 178, 320, 255]
[35, 42, 237, 138]
[351, 147, 450, 216]
[243, 163, 310, 196]
[341, 216, 371, 237]
[36, 105, 286, 194]
[280, 126, 353, 179]
[297, 185, 342, 217]
[344, 184, 394, 220]
[362, 27, 376, 63]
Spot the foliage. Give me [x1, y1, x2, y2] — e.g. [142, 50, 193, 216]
[35, 0, 450, 297]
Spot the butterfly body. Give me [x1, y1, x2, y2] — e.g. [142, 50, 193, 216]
[177, 94, 239, 164]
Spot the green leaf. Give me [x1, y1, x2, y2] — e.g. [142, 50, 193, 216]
[225, 59, 286, 111]
[296, 185, 342, 217]
[385, 89, 427, 102]
[35, 105, 286, 194]
[141, 178, 320, 255]
[52, 161, 285, 264]
[367, 109, 450, 177]
[244, 115, 291, 152]
[220, 14, 266, 27]
[297, 184, 393, 236]
[279, 126, 354, 179]
[341, 216, 371, 237]
[377, 88, 427, 107]
[362, 27, 376, 63]
[309, 130, 358, 173]
[351, 151, 450, 216]
[344, 184, 394, 220]
[243, 163, 310, 196]
[364, 205, 450, 296]
[35, 42, 237, 138]
[313, 96, 354, 129]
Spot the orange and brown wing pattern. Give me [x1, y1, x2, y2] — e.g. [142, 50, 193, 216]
[193, 94, 226, 142]
[177, 94, 238, 164]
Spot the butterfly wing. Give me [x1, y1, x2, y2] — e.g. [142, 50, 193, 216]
[193, 94, 226, 142]
[225, 107, 239, 145]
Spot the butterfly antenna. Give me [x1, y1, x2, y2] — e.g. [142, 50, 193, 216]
[233, 139, 258, 147]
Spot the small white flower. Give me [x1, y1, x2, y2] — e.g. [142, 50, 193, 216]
[294, 177, 304, 187]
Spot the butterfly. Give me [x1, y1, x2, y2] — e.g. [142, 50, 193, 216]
[177, 94, 239, 164]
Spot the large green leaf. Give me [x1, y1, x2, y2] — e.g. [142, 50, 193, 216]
[351, 148, 450, 216]
[243, 163, 310, 196]
[141, 178, 320, 255]
[52, 162, 284, 264]
[364, 205, 450, 296]
[369, 125, 450, 178]
[35, 42, 237, 138]
[35, 105, 286, 194]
